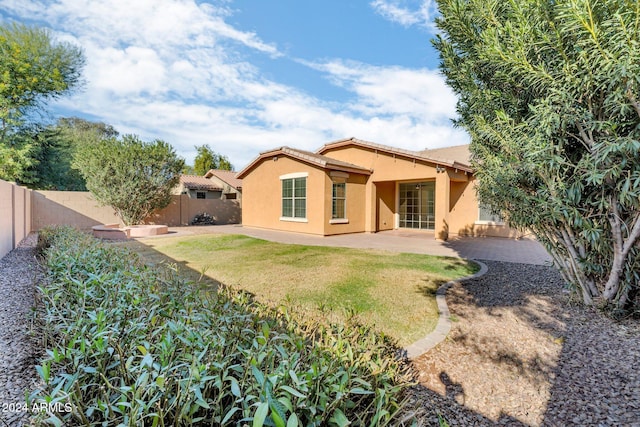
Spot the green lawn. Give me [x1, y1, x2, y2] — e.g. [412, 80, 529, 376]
[122, 234, 478, 346]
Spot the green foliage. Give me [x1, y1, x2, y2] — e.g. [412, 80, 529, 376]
[435, 0, 640, 311]
[13, 117, 117, 190]
[193, 144, 233, 175]
[0, 126, 37, 184]
[73, 134, 184, 225]
[30, 226, 414, 426]
[0, 22, 84, 183]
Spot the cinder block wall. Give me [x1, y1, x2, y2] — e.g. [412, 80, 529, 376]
[0, 180, 32, 259]
[1, 185, 243, 260]
[32, 192, 241, 229]
[32, 191, 123, 230]
[147, 197, 241, 226]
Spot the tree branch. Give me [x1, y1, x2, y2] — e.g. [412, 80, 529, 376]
[576, 122, 595, 150]
[626, 87, 640, 119]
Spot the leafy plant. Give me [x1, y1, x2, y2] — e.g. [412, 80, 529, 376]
[434, 0, 640, 312]
[193, 144, 233, 175]
[73, 134, 184, 225]
[0, 22, 84, 184]
[30, 226, 414, 426]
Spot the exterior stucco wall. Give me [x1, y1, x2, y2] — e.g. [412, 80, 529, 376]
[323, 173, 368, 235]
[241, 156, 327, 235]
[187, 189, 222, 200]
[207, 175, 242, 203]
[322, 145, 439, 182]
[322, 145, 451, 235]
[448, 179, 478, 236]
[448, 176, 525, 238]
[376, 181, 395, 231]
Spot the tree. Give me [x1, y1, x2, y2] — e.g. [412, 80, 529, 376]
[25, 117, 118, 190]
[434, 0, 640, 312]
[0, 22, 85, 183]
[193, 144, 233, 175]
[73, 134, 184, 226]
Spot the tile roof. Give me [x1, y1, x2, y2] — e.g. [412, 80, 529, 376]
[237, 146, 372, 178]
[179, 175, 222, 191]
[418, 144, 471, 166]
[317, 137, 473, 172]
[204, 169, 243, 189]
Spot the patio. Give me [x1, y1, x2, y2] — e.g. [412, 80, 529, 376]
[152, 224, 552, 265]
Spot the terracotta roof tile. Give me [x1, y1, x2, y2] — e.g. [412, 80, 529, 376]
[318, 137, 473, 172]
[179, 175, 222, 191]
[204, 169, 242, 189]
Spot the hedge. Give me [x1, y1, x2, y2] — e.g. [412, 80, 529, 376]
[29, 226, 415, 426]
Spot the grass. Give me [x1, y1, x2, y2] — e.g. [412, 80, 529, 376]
[121, 233, 478, 346]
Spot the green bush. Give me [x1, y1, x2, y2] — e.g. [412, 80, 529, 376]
[30, 226, 414, 426]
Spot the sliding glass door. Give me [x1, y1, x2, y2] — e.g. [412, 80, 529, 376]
[398, 182, 435, 230]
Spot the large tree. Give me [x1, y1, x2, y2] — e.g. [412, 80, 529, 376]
[23, 117, 118, 190]
[434, 0, 640, 312]
[193, 144, 233, 175]
[73, 135, 184, 226]
[0, 23, 84, 183]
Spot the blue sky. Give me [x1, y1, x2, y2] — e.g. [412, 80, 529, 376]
[0, 0, 468, 170]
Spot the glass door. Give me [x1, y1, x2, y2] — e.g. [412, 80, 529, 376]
[399, 182, 435, 230]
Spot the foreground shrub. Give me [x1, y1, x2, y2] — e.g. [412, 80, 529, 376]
[30, 226, 413, 426]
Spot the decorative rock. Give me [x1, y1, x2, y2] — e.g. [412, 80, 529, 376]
[0, 234, 40, 427]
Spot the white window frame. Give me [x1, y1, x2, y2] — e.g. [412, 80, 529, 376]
[280, 172, 308, 222]
[330, 180, 348, 224]
[476, 204, 505, 225]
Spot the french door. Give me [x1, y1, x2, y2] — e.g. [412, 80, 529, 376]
[398, 182, 435, 230]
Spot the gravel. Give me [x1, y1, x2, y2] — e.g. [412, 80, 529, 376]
[409, 260, 640, 426]
[0, 234, 40, 427]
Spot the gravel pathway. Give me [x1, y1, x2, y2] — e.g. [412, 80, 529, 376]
[410, 260, 640, 426]
[0, 234, 40, 427]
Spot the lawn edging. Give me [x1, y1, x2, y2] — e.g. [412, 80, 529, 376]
[404, 260, 489, 359]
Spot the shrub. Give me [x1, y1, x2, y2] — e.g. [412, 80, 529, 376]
[73, 135, 184, 226]
[29, 226, 414, 426]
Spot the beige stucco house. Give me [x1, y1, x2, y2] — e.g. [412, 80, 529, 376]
[237, 137, 520, 239]
[176, 170, 242, 201]
[175, 175, 223, 199]
[204, 169, 243, 202]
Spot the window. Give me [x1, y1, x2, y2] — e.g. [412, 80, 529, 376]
[225, 193, 237, 200]
[331, 182, 346, 220]
[478, 204, 504, 224]
[196, 192, 206, 199]
[281, 176, 307, 220]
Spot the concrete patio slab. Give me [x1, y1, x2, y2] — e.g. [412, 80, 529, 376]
[161, 225, 552, 265]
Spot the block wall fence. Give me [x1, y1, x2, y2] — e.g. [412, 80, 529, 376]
[0, 179, 241, 259]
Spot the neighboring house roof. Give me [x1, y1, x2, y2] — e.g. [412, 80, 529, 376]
[204, 169, 243, 190]
[237, 146, 373, 178]
[317, 137, 473, 173]
[179, 175, 222, 191]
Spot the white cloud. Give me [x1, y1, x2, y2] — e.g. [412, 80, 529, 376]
[370, 0, 438, 30]
[1, 0, 466, 169]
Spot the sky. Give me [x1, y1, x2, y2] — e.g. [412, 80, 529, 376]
[0, 0, 468, 170]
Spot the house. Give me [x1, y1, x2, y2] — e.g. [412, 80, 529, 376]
[237, 137, 521, 240]
[175, 175, 223, 199]
[204, 169, 243, 202]
[176, 171, 242, 201]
